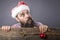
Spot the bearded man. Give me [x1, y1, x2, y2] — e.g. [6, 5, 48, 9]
[2, 1, 48, 33]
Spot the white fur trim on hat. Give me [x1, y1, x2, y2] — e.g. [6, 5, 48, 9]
[11, 5, 30, 18]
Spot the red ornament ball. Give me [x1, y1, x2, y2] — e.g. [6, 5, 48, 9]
[39, 33, 46, 39]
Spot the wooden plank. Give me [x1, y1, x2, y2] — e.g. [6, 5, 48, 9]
[0, 27, 60, 40]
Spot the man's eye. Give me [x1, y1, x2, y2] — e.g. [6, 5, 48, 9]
[26, 11, 30, 14]
[20, 14, 24, 16]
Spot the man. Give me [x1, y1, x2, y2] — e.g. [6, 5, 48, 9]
[2, 1, 48, 33]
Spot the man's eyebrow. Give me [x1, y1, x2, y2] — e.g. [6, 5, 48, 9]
[20, 12, 23, 14]
[20, 12, 25, 15]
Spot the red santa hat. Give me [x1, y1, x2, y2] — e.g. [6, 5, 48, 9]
[11, 1, 30, 18]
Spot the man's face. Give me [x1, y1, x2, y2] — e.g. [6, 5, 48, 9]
[16, 10, 32, 24]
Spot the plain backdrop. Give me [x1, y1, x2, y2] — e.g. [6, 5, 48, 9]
[0, 0, 60, 28]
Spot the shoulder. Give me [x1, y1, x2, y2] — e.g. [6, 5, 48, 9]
[11, 23, 21, 28]
[34, 21, 43, 27]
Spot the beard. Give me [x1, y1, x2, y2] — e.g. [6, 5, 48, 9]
[20, 17, 35, 28]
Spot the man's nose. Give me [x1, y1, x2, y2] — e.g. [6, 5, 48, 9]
[25, 14, 30, 18]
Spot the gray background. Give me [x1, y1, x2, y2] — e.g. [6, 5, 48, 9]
[0, 0, 60, 28]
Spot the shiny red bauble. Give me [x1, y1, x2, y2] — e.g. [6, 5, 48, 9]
[39, 33, 46, 39]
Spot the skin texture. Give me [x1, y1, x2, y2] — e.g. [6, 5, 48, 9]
[1, 10, 48, 33]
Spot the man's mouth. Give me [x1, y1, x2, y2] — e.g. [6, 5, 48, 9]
[27, 19, 32, 24]
[26, 18, 32, 24]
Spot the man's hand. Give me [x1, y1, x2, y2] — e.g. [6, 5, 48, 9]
[1, 26, 11, 32]
[39, 25, 48, 33]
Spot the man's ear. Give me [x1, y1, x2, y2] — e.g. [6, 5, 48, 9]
[15, 17, 20, 22]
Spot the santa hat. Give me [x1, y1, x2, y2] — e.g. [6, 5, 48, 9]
[11, 1, 30, 18]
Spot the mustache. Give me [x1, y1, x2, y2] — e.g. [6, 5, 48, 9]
[27, 17, 33, 22]
[21, 17, 34, 27]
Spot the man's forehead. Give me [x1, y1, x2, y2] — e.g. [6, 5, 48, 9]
[20, 10, 29, 14]
[22, 10, 28, 12]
